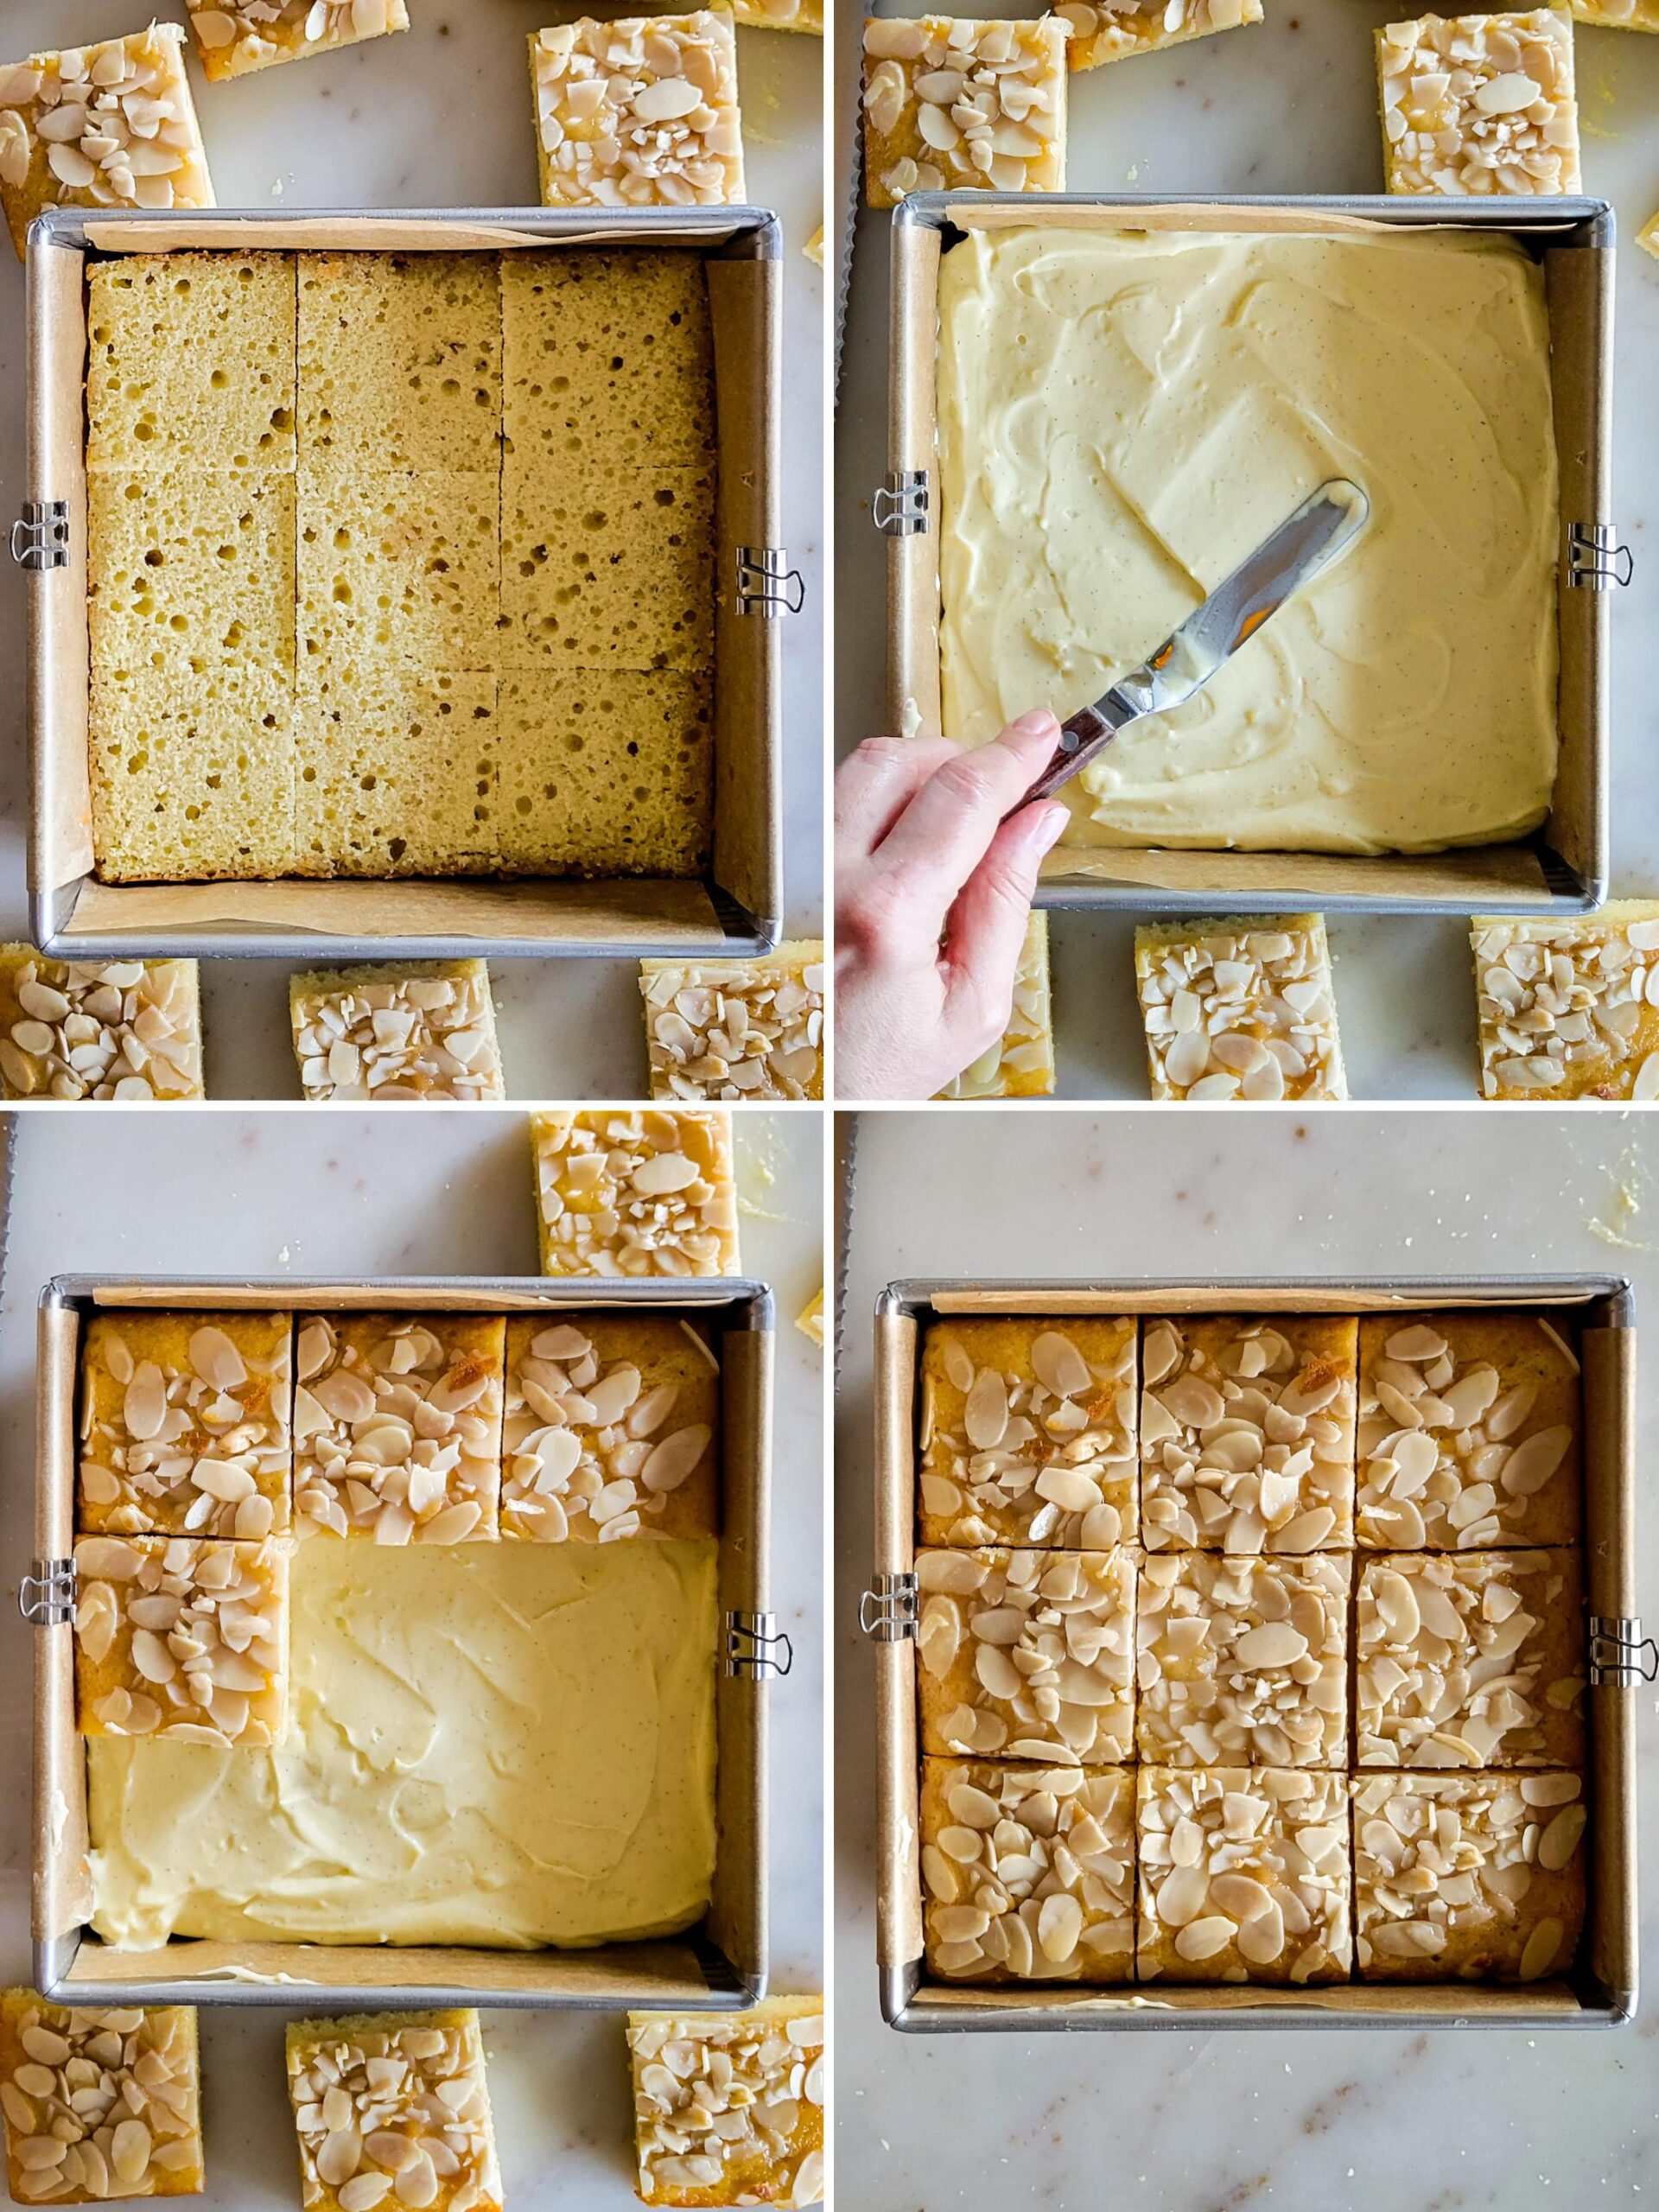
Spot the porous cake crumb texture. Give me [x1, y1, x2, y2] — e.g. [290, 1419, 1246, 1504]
[87, 249, 717, 884]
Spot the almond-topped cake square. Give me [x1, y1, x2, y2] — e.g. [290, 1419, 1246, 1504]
[186, 0, 409, 80]
[289, 963, 505, 1102]
[293, 1314, 505, 1541]
[284, 2010, 501, 2212]
[640, 944, 825, 1102]
[528, 12, 746, 210]
[920, 1758, 1135, 1983]
[73, 1534, 289, 1748]
[1356, 1310, 1580, 1548]
[1136, 1552, 1351, 1768]
[1352, 1770, 1586, 1980]
[918, 1315, 1137, 1549]
[1471, 907, 1659, 1100]
[861, 16, 1068, 207]
[79, 1310, 293, 1538]
[1136, 1766, 1352, 1985]
[1376, 9, 1581, 195]
[626, 1999, 823, 2207]
[1140, 1313, 1357, 1552]
[935, 914, 1055, 1099]
[0, 954, 203, 1103]
[0, 28, 213, 261]
[1061, 0, 1262, 70]
[501, 1313, 718, 1542]
[916, 1545, 1135, 1764]
[1355, 1550, 1586, 1770]
[531, 1109, 740, 1278]
[1135, 917, 1346, 1103]
[0, 1993, 203, 2202]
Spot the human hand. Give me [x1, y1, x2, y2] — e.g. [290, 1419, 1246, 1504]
[834, 709, 1070, 1101]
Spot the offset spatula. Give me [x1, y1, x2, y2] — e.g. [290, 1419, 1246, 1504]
[1017, 477, 1370, 808]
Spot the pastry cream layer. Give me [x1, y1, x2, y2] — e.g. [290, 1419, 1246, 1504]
[937, 227, 1560, 855]
[87, 1535, 718, 1949]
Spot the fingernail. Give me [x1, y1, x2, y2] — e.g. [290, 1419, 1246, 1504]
[1017, 800, 1069, 851]
[1009, 708, 1059, 740]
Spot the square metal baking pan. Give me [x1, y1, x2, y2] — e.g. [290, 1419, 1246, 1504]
[29, 1274, 785, 2012]
[882, 193, 1623, 918]
[865, 1275, 1640, 2031]
[20, 205, 789, 962]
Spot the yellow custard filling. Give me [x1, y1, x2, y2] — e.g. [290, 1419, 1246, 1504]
[937, 226, 1560, 856]
[88, 1535, 719, 1949]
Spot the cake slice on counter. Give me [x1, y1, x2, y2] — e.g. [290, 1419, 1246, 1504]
[861, 16, 1068, 207]
[1137, 1552, 1351, 1768]
[1139, 1313, 1357, 1552]
[528, 12, 746, 209]
[1137, 1766, 1352, 1985]
[1060, 0, 1262, 71]
[734, 0, 823, 28]
[86, 252, 296, 474]
[1352, 1770, 1586, 1980]
[285, 2011, 502, 2212]
[627, 1999, 824, 2207]
[1355, 1549, 1587, 1770]
[935, 913, 1054, 1099]
[1376, 10, 1581, 195]
[1357, 1308, 1581, 1548]
[297, 251, 500, 476]
[920, 1758, 1135, 1983]
[917, 1544, 1135, 1764]
[1641, 206, 1659, 257]
[918, 1314, 1137, 1549]
[79, 1310, 294, 1537]
[0, 27, 213, 261]
[1472, 906, 1659, 1099]
[73, 1533, 290, 1747]
[289, 963, 505, 1101]
[1135, 915, 1347, 1102]
[0, 953, 204, 1102]
[796, 1287, 825, 1344]
[500, 1313, 719, 1541]
[293, 1314, 505, 1540]
[531, 1109, 741, 1277]
[641, 944, 825, 1101]
[0, 1993, 204, 2201]
[186, 0, 409, 79]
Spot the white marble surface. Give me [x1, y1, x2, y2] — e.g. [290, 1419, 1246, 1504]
[833, 4, 1659, 1098]
[0, 1104, 825, 2209]
[0, 0, 825, 1098]
[836, 1107, 1659, 2209]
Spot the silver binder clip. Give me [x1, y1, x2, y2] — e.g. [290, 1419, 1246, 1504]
[857, 1573, 918, 1642]
[19, 1558, 77, 1626]
[10, 501, 69, 572]
[1589, 1615, 1657, 1688]
[723, 1610, 794, 1680]
[1567, 524, 1634, 589]
[734, 546, 805, 616]
[873, 471, 929, 537]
